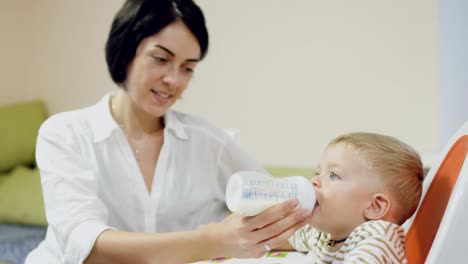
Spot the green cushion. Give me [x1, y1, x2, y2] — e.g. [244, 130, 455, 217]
[265, 166, 315, 179]
[0, 100, 47, 172]
[0, 176, 6, 186]
[0, 166, 47, 226]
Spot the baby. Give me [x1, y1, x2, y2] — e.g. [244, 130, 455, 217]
[287, 132, 423, 263]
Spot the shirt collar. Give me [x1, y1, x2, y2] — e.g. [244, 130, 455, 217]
[89, 92, 119, 143]
[164, 109, 189, 140]
[89, 92, 188, 143]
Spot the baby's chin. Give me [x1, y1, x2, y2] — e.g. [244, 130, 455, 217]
[308, 214, 339, 235]
[307, 214, 323, 229]
[309, 221, 342, 237]
[309, 222, 330, 234]
[307, 203, 320, 224]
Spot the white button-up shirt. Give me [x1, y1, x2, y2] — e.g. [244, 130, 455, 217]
[26, 93, 263, 264]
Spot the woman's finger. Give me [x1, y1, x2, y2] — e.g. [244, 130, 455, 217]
[253, 207, 312, 242]
[244, 199, 299, 231]
[259, 218, 310, 251]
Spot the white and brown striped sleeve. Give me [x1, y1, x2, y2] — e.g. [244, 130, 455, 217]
[343, 221, 407, 264]
[288, 224, 319, 252]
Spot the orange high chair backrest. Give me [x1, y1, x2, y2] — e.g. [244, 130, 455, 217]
[405, 125, 468, 263]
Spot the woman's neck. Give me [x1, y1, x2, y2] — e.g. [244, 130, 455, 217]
[111, 90, 164, 137]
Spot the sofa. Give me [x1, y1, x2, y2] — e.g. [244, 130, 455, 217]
[0, 100, 48, 264]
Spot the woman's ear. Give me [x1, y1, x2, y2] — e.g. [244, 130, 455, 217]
[364, 193, 390, 220]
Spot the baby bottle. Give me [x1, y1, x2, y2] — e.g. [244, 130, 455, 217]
[226, 171, 316, 216]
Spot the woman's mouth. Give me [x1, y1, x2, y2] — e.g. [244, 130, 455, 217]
[151, 89, 172, 104]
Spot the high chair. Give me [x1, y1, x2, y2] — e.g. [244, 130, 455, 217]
[404, 121, 468, 263]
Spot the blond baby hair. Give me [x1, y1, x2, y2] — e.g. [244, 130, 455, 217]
[328, 132, 423, 225]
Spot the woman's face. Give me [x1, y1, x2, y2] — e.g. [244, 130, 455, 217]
[124, 21, 201, 118]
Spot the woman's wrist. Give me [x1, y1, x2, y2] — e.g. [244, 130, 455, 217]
[196, 222, 227, 260]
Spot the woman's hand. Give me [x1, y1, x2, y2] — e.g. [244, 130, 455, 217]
[201, 199, 313, 259]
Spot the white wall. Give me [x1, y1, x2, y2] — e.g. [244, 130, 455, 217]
[0, 1, 123, 109]
[0, 0, 439, 166]
[0, 2, 35, 105]
[439, 0, 468, 149]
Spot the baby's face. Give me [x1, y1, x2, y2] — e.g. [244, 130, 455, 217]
[309, 143, 379, 239]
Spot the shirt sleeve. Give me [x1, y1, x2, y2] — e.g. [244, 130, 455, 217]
[36, 117, 111, 263]
[217, 133, 266, 189]
[288, 224, 316, 252]
[343, 235, 406, 264]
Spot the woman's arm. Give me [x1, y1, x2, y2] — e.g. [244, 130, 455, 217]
[84, 229, 211, 264]
[85, 199, 312, 264]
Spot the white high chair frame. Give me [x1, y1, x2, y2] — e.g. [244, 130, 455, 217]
[403, 121, 468, 263]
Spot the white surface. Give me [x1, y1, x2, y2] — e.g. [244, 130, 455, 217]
[420, 152, 439, 169]
[439, 0, 468, 149]
[192, 251, 309, 264]
[426, 153, 468, 263]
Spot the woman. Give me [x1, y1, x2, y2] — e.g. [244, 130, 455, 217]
[26, 1, 313, 263]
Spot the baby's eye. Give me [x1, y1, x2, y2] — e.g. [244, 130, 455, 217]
[329, 172, 340, 181]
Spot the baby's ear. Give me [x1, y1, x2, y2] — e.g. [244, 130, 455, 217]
[364, 193, 390, 220]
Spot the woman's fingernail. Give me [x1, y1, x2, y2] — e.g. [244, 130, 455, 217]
[289, 199, 299, 208]
[301, 209, 313, 218]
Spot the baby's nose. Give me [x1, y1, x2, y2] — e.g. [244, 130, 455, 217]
[311, 176, 320, 188]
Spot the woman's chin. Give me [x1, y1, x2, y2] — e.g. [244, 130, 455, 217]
[146, 105, 169, 119]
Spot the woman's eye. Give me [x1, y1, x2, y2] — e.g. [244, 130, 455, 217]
[184, 67, 194, 73]
[329, 172, 340, 180]
[152, 56, 168, 63]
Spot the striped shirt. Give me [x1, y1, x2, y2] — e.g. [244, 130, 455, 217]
[288, 220, 407, 264]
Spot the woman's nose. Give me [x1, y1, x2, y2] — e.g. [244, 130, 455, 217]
[162, 67, 181, 89]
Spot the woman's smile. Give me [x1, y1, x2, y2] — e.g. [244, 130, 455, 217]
[151, 89, 173, 105]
